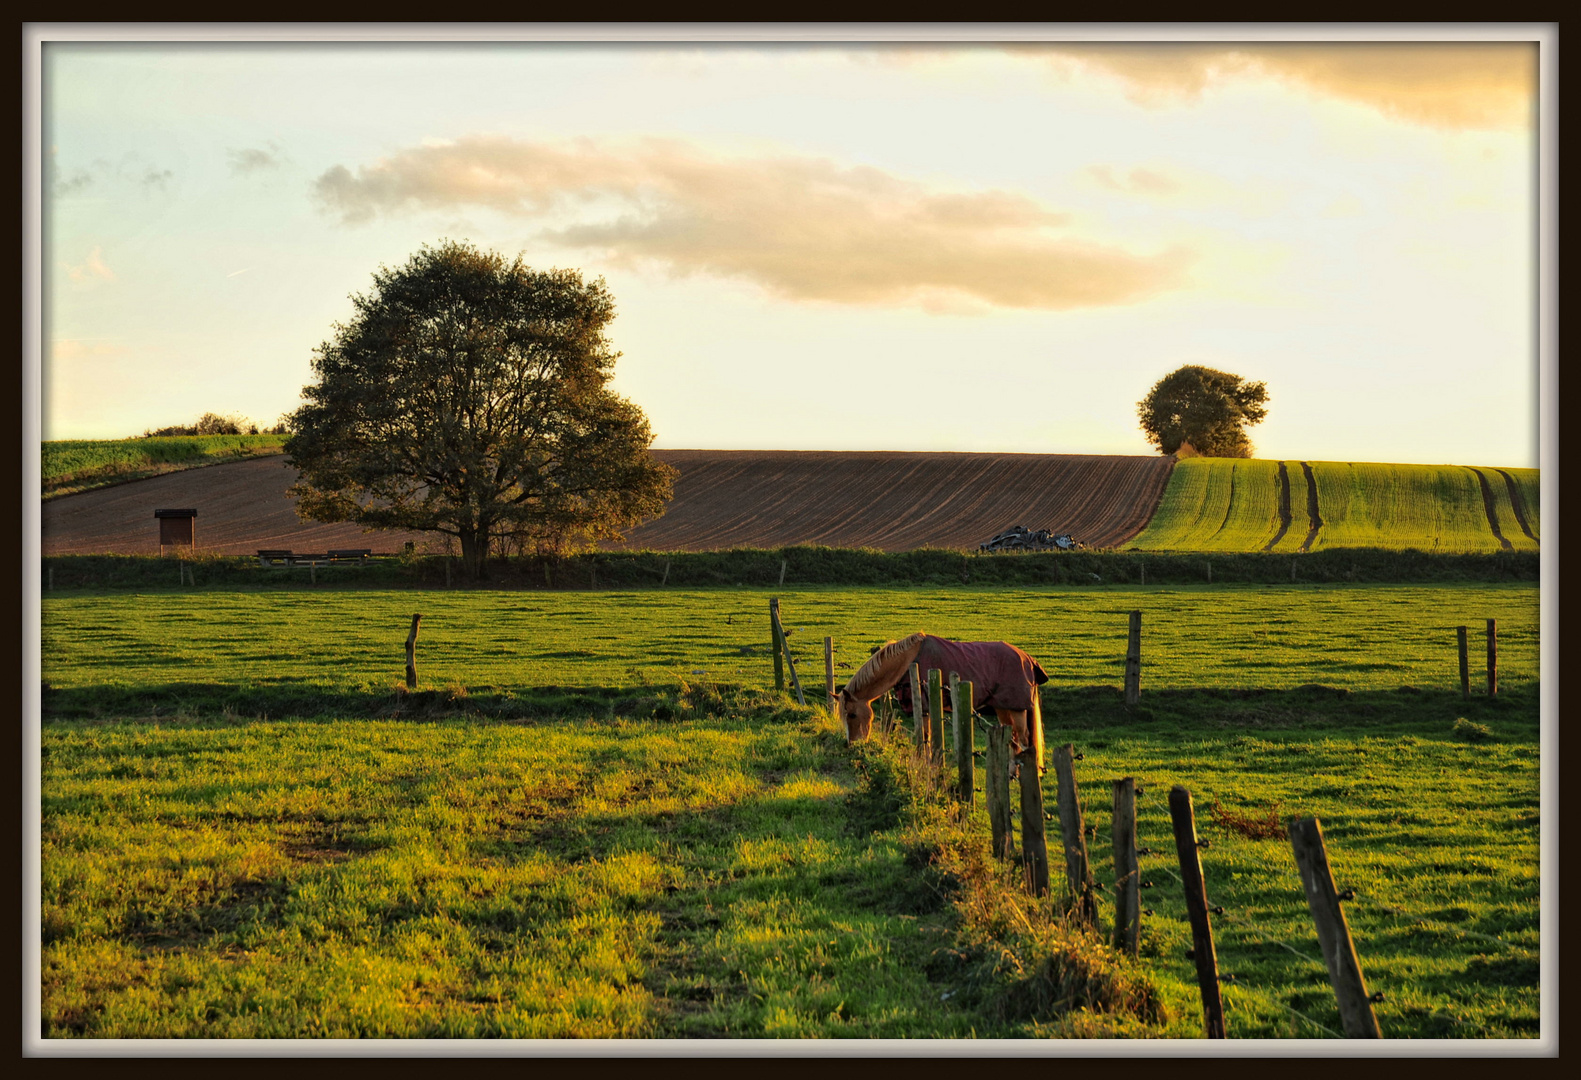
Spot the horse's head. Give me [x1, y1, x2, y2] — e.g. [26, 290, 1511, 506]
[835, 687, 874, 744]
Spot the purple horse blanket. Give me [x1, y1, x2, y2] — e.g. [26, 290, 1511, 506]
[892, 635, 1048, 715]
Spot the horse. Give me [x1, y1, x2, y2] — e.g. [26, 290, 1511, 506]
[834, 631, 1048, 771]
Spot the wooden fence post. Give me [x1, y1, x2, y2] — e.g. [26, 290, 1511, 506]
[769, 599, 805, 705]
[1052, 744, 1098, 926]
[1486, 618, 1498, 697]
[445, 558, 451, 589]
[405, 614, 423, 690]
[1457, 625, 1470, 698]
[986, 724, 1012, 859]
[769, 599, 784, 691]
[47, 566, 53, 591]
[1289, 816, 1382, 1038]
[954, 678, 975, 806]
[1018, 751, 1050, 897]
[778, 558, 787, 587]
[824, 636, 835, 709]
[928, 669, 945, 767]
[910, 662, 926, 754]
[1206, 560, 1212, 584]
[661, 559, 671, 586]
[1124, 610, 1142, 707]
[1139, 561, 1146, 586]
[1112, 777, 1140, 957]
[1169, 785, 1226, 1038]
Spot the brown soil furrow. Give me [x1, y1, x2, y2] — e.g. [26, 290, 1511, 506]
[1496, 469, 1538, 542]
[1470, 468, 1514, 551]
[1297, 462, 1323, 553]
[1263, 462, 1294, 551]
[40, 449, 1177, 556]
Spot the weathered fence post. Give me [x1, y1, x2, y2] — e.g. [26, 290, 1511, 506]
[986, 724, 1013, 859]
[309, 560, 315, 586]
[405, 614, 423, 690]
[1053, 744, 1098, 926]
[1169, 785, 1226, 1038]
[1289, 816, 1382, 1038]
[778, 558, 787, 587]
[954, 678, 975, 807]
[1019, 752, 1051, 897]
[1112, 777, 1140, 957]
[47, 566, 53, 591]
[910, 662, 926, 754]
[770, 599, 785, 691]
[769, 599, 805, 705]
[1124, 610, 1142, 707]
[1457, 625, 1470, 698]
[928, 669, 945, 767]
[824, 636, 835, 709]
[1486, 618, 1498, 697]
[1206, 560, 1212, 584]
[1139, 561, 1146, 586]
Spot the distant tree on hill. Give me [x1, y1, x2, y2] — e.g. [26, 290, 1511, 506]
[142, 412, 258, 437]
[1137, 365, 1268, 458]
[283, 240, 676, 579]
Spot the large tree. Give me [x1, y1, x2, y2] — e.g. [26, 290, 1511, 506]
[285, 241, 676, 578]
[1136, 365, 1269, 458]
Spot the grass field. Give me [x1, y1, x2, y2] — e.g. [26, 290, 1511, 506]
[1126, 458, 1292, 553]
[1129, 458, 1540, 555]
[42, 435, 287, 499]
[37, 584, 1544, 1040]
[40, 584, 1540, 710]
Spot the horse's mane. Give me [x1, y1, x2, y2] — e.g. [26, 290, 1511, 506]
[843, 632, 928, 701]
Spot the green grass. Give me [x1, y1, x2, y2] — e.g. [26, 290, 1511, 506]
[1307, 462, 1503, 554]
[40, 704, 1031, 1038]
[1128, 458, 1539, 555]
[37, 584, 1543, 1039]
[40, 584, 1540, 710]
[1502, 469, 1540, 542]
[1127, 458, 1292, 553]
[42, 435, 287, 499]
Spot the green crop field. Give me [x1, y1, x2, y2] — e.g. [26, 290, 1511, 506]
[37, 584, 1544, 1040]
[1130, 458, 1540, 555]
[1127, 458, 1293, 553]
[42, 435, 287, 499]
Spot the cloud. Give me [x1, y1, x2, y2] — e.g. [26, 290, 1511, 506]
[227, 142, 287, 175]
[1015, 42, 1535, 130]
[1087, 165, 1183, 196]
[314, 136, 1191, 311]
[65, 247, 115, 284]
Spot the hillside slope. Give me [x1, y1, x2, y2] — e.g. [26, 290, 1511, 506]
[41, 450, 1175, 556]
[1129, 457, 1539, 554]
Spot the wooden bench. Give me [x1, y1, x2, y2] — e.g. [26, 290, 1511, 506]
[327, 548, 373, 562]
[257, 549, 295, 567]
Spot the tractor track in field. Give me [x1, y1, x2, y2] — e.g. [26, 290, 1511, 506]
[1263, 462, 1294, 551]
[1495, 468, 1538, 542]
[1470, 468, 1516, 552]
[1297, 462, 1323, 552]
[42, 450, 1178, 556]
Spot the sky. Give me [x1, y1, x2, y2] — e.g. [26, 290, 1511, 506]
[37, 33, 1543, 467]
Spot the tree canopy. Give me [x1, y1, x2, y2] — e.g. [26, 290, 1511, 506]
[284, 241, 676, 577]
[1136, 365, 1269, 458]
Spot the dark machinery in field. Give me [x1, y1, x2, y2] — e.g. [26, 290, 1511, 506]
[979, 525, 1084, 553]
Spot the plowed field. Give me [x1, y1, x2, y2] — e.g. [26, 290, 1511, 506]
[40, 451, 1176, 556]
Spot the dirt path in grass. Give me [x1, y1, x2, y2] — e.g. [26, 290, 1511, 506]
[1263, 461, 1294, 551]
[1297, 462, 1323, 552]
[1495, 469, 1538, 542]
[1470, 468, 1515, 552]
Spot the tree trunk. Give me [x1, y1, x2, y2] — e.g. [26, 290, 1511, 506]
[458, 528, 487, 580]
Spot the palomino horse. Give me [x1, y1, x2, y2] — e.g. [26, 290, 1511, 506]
[834, 632, 1048, 770]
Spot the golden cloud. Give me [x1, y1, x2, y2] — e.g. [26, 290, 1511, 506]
[314, 136, 1192, 311]
[1019, 42, 1536, 130]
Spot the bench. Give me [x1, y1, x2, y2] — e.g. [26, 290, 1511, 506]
[257, 549, 379, 568]
[257, 549, 295, 567]
[327, 548, 373, 562]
